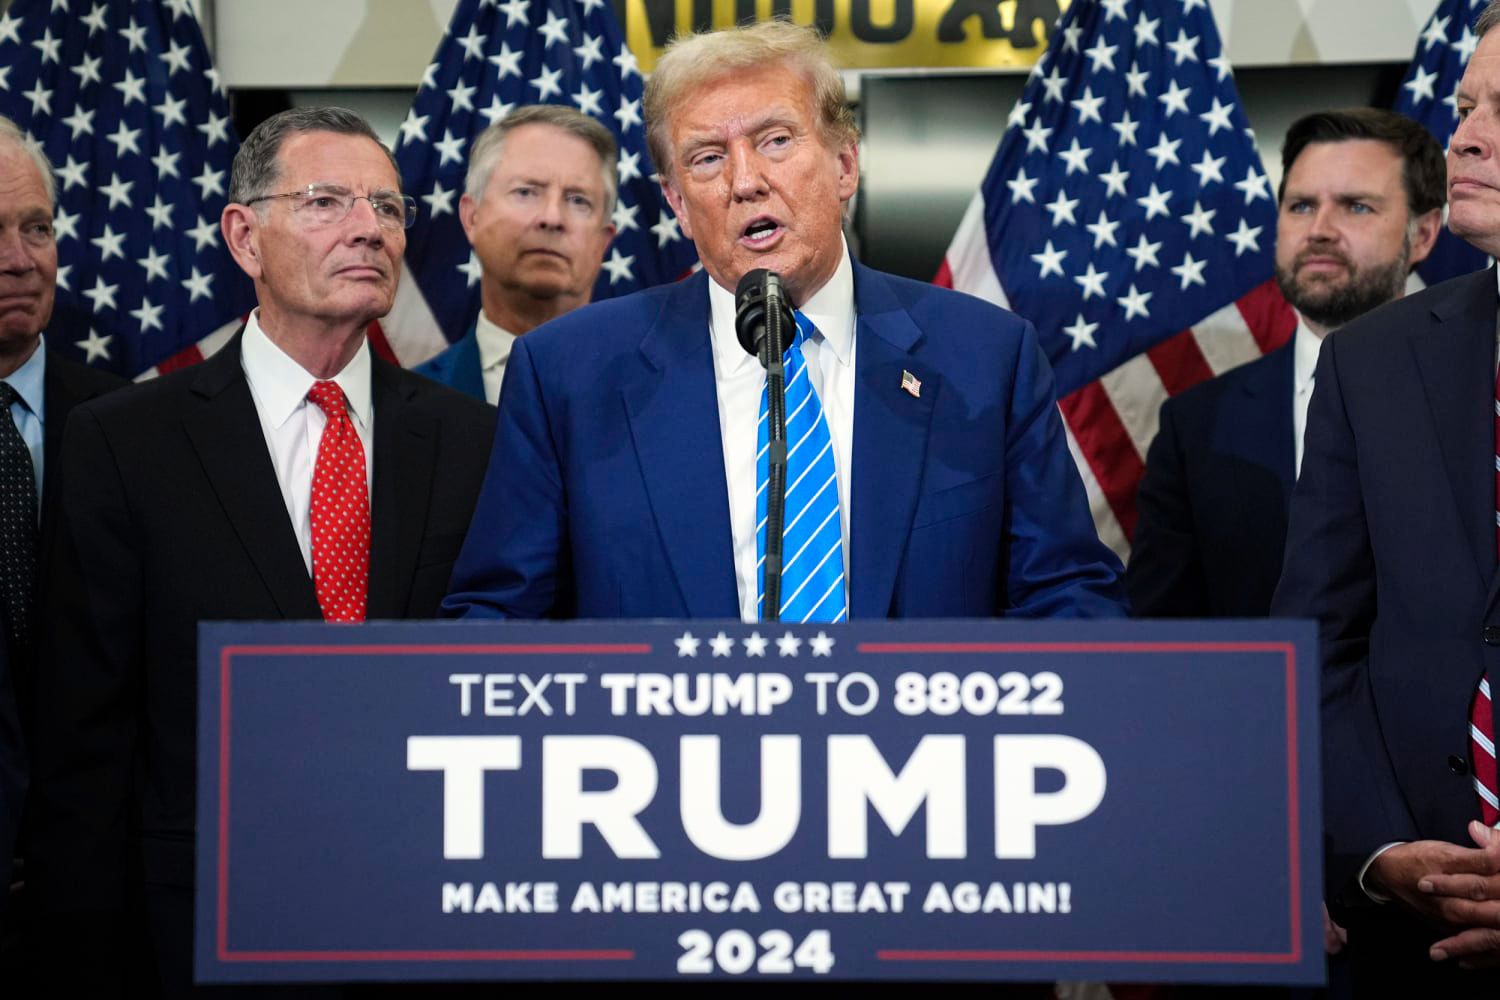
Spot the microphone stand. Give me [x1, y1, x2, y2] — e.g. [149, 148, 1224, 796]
[761, 291, 789, 622]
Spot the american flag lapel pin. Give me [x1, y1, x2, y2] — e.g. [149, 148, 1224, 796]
[901, 370, 921, 398]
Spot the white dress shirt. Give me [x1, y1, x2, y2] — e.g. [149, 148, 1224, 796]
[240, 311, 374, 576]
[476, 311, 517, 406]
[709, 242, 857, 623]
[1291, 315, 1322, 479]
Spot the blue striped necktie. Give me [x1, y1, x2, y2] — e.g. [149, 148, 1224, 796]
[756, 311, 848, 623]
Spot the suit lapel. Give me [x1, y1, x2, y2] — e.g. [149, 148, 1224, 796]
[621, 272, 740, 617]
[368, 359, 436, 618]
[1233, 342, 1296, 511]
[848, 263, 936, 618]
[183, 335, 322, 619]
[1410, 268, 1496, 591]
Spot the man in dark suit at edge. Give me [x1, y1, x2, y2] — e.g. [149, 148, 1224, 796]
[1273, 3, 1500, 991]
[28, 106, 494, 997]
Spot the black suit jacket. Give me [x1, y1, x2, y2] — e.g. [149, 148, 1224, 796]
[1273, 268, 1500, 992]
[27, 336, 493, 984]
[1127, 344, 1296, 617]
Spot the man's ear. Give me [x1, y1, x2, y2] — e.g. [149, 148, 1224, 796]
[221, 204, 262, 280]
[1407, 207, 1443, 270]
[458, 193, 478, 245]
[661, 177, 693, 241]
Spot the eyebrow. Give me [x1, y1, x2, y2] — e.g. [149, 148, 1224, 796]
[677, 108, 804, 160]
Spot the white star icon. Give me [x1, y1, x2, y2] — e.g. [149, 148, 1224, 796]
[32, 27, 61, 63]
[1190, 150, 1226, 187]
[1061, 23, 1083, 53]
[446, 80, 476, 114]
[107, 121, 143, 158]
[1045, 190, 1080, 227]
[1030, 240, 1067, 279]
[710, 632, 735, 657]
[538, 9, 570, 48]
[1007, 99, 1031, 130]
[1099, 160, 1130, 198]
[618, 149, 642, 184]
[1062, 314, 1099, 351]
[90, 224, 126, 261]
[155, 93, 188, 128]
[138, 245, 170, 282]
[75, 329, 112, 362]
[1181, 200, 1218, 239]
[399, 110, 430, 147]
[458, 251, 483, 288]
[498, 0, 529, 28]
[1111, 110, 1140, 147]
[1454, 26, 1479, 63]
[1171, 252, 1208, 290]
[187, 214, 218, 251]
[100, 172, 133, 210]
[145, 195, 173, 231]
[776, 632, 802, 657]
[456, 24, 487, 60]
[612, 199, 639, 234]
[1422, 14, 1451, 52]
[0, 10, 22, 45]
[1117, 283, 1153, 321]
[478, 97, 514, 127]
[531, 66, 564, 102]
[82, 275, 119, 312]
[71, 53, 103, 88]
[1126, 233, 1163, 271]
[1070, 86, 1106, 125]
[1040, 65, 1067, 104]
[1021, 119, 1052, 154]
[809, 631, 835, 657]
[1134, 13, 1160, 46]
[602, 247, 635, 285]
[575, 34, 604, 70]
[422, 181, 456, 218]
[573, 84, 604, 117]
[1086, 211, 1120, 249]
[1059, 138, 1092, 175]
[615, 96, 643, 132]
[674, 631, 701, 657]
[56, 155, 88, 190]
[1074, 263, 1108, 301]
[130, 297, 165, 334]
[1007, 168, 1039, 205]
[1234, 167, 1272, 205]
[742, 632, 769, 657]
[434, 129, 466, 167]
[160, 39, 191, 75]
[61, 107, 95, 140]
[1158, 79, 1192, 118]
[613, 45, 640, 80]
[24, 81, 52, 117]
[1403, 66, 1438, 104]
[1100, 0, 1129, 21]
[651, 211, 681, 248]
[114, 67, 146, 105]
[1208, 54, 1232, 82]
[1226, 218, 1264, 257]
[1147, 133, 1183, 170]
[198, 111, 231, 148]
[1166, 29, 1200, 65]
[490, 41, 523, 79]
[1125, 62, 1150, 99]
[1083, 37, 1117, 74]
[119, 18, 146, 52]
[1199, 97, 1234, 136]
[51, 206, 78, 243]
[181, 267, 213, 303]
[1136, 182, 1173, 220]
[193, 164, 225, 200]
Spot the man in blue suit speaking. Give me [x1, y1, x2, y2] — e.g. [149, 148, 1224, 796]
[444, 20, 1126, 622]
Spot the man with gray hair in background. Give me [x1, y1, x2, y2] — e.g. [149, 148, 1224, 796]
[415, 104, 618, 404]
[1272, 0, 1500, 990]
[0, 113, 122, 962]
[28, 106, 492, 996]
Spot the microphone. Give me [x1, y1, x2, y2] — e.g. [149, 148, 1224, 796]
[732, 269, 793, 621]
[734, 269, 794, 365]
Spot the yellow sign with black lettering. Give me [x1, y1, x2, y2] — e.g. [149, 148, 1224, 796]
[621, 0, 1073, 73]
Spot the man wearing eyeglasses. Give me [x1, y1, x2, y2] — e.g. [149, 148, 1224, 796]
[27, 106, 494, 997]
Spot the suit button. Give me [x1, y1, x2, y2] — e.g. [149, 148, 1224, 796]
[1485, 627, 1500, 645]
[1450, 755, 1470, 775]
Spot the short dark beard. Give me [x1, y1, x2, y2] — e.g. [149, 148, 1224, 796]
[1275, 232, 1411, 330]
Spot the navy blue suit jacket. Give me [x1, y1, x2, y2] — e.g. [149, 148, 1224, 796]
[1274, 269, 1500, 946]
[1128, 344, 1296, 617]
[413, 323, 485, 402]
[445, 263, 1126, 620]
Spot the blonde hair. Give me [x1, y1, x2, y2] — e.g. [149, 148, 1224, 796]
[643, 20, 859, 180]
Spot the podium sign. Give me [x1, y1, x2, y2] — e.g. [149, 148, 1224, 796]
[196, 620, 1321, 985]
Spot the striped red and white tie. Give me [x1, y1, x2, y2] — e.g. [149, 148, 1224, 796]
[1476, 369, 1500, 825]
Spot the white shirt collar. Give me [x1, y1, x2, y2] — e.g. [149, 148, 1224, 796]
[3, 334, 47, 419]
[240, 309, 373, 430]
[1292, 312, 1322, 395]
[708, 236, 856, 380]
[475, 310, 517, 372]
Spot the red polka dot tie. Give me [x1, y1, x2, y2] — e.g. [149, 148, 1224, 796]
[307, 381, 369, 623]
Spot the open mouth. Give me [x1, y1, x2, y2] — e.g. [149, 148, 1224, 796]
[741, 218, 783, 247]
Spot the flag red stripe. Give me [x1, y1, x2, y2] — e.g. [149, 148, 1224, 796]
[1059, 382, 1144, 540]
[1146, 329, 1214, 397]
[933, 258, 954, 289]
[156, 345, 205, 375]
[1235, 277, 1297, 353]
[366, 321, 399, 365]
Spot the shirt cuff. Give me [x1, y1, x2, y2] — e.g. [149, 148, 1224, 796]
[1356, 842, 1406, 903]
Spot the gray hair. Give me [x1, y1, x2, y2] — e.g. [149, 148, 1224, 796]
[1479, 1, 1500, 36]
[643, 19, 860, 182]
[0, 114, 56, 205]
[228, 105, 401, 206]
[465, 104, 619, 218]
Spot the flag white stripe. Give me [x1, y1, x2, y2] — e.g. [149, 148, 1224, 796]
[1097, 353, 1168, 462]
[1064, 418, 1128, 563]
[384, 274, 451, 367]
[1189, 301, 1264, 377]
[943, 192, 1011, 310]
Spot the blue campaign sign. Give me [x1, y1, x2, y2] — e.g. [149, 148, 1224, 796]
[195, 619, 1321, 985]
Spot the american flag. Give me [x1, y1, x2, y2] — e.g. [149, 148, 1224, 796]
[936, 0, 1294, 558]
[383, 0, 699, 367]
[0, 0, 254, 378]
[1395, 0, 1490, 285]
